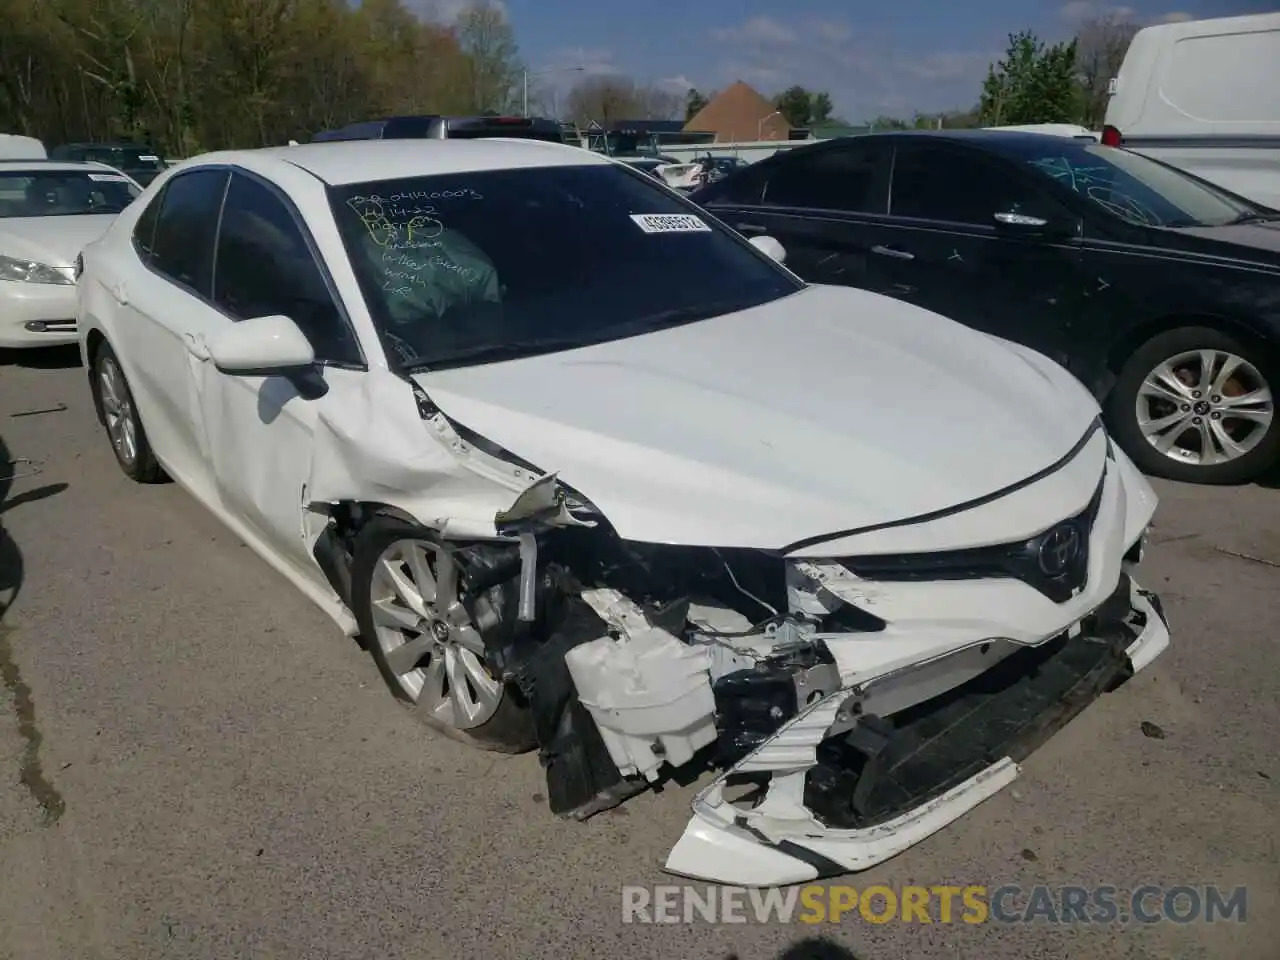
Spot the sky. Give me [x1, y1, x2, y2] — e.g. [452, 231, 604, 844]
[415, 0, 1273, 121]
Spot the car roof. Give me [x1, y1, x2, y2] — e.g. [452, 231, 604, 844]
[185, 139, 609, 186]
[55, 141, 154, 149]
[813, 129, 1098, 149]
[0, 159, 127, 174]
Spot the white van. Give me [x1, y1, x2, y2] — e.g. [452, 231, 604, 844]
[0, 134, 47, 160]
[1103, 12, 1280, 209]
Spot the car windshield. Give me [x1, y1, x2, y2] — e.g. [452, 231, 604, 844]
[0, 170, 141, 218]
[995, 139, 1256, 228]
[329, 163, 801, 371]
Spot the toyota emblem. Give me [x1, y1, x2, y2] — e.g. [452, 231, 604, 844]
[1037, 524, 1081, 577]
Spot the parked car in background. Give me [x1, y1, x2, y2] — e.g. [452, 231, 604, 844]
[49, 142, 167, 186]
[311, 115, 565, 144]
[76, 138, 1167, 886]
[1103, 12, 1280, 210]
[659, 155, 745, 192]
[0, 134, 47, 160]
[613, 156, 673, 180]
[0, 160, 141, 348]
[691, 130, 1280, 484]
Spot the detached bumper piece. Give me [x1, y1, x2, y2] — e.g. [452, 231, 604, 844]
[805, 629, 1131, 829]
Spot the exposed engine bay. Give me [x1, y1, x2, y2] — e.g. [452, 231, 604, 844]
[407, 465, 1168, 885]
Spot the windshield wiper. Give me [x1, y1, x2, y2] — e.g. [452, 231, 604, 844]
[400, 337, 590, 372]
[1226, 211, 1278, 225]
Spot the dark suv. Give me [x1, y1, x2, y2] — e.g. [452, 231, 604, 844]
[48, 142, 167, 185]
[311, 116, 564, 144]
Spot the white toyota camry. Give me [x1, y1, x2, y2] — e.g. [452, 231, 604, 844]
[76, 139, 1169, 886]
[1, 160, 140, 348]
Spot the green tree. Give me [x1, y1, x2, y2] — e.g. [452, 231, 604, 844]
[773, 85, 812, 126]
[979, 30, 1081, 127]
[870, 115, 908, 130]
[684, 87, 709, 121]
[0, 0, 486, 154]
[809, 90, 833, 124]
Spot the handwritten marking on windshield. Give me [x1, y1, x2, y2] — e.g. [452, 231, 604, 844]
[1028, 157, 1163, 227]
[347, 195, 443, 248]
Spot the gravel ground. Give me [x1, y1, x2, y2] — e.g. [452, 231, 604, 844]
[1, 346, 1277, 960]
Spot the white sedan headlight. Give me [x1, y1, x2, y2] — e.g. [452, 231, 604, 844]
[0, 254, 75, 285]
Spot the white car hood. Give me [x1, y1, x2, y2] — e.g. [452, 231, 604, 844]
[0, 215, 116, 267]
[415, 284, 1099, 550]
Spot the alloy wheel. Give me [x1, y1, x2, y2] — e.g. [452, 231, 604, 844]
[368, 538, 502, 730]
[1135, 349, 1274, 467]
[98, 355, 138, 467]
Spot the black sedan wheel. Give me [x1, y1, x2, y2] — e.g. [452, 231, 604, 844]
[1107, 326, 1279, 484]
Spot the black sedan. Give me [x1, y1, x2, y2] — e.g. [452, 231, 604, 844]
[690, 130, 1280, 484]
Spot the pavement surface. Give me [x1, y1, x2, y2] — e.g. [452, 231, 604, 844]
[1, 346, 1277, 960]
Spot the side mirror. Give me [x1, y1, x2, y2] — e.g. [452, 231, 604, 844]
[207, 314, 315, 374]
[749, 234, 787, 264]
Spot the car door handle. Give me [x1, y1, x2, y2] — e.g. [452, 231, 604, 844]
[183, 332, 210, 360]
[735, 222, 767, 233]
[870, 245, 914, 261]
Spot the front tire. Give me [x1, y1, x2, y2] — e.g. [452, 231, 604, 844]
[1106, 326, 1279, 485]
[350, 516, 535, 754]
[91, 342, 164, 483]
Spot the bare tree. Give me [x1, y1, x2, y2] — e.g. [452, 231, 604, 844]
[565, 75, 681, 125]
[633, 85, 680, 121]
[455, 0, 522, 114]
[1075, 14, 1138, 128]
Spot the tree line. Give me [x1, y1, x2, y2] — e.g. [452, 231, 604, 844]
[975, 15, 1140, 129]
[0, 3, 1149, 154]
[0, 0, 524, 155]
[567, 13, 1139, 135]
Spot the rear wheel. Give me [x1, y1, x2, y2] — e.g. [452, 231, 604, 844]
[350, 517, 535, 753]
[91, 342, 164, 483]
[1106, 326, 1278, 484]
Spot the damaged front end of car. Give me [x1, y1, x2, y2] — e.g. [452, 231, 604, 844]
[423, 428, 1168, 887]
[301, 371, 1167, 887]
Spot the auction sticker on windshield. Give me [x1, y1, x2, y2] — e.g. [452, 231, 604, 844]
[88, 174, 129, 182]
[630, 214, 712, 234]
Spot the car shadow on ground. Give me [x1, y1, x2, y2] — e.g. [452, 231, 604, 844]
[1255, 458, 1280, 490]
[0, 433, 69, 619]
[726, 938, 863, 959]
[0, 345, 82, 370]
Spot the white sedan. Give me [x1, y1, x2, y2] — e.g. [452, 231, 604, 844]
[77, 138, 1169, 886]
[1, 160, 140, 348]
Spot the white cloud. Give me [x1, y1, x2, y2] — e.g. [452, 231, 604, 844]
[1058, 2, 1136, 22]
[404, 0, 508, 23]
[710, 16, 797, 45]
[708, 17, 996, 120]
[658, 74, 697, 93]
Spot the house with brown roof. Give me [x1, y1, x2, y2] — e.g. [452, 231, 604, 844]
[684, 81, 792, 142]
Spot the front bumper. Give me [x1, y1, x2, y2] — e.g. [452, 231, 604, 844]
[0, 282, 78, 348]
[663, 577, 1169, 886]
